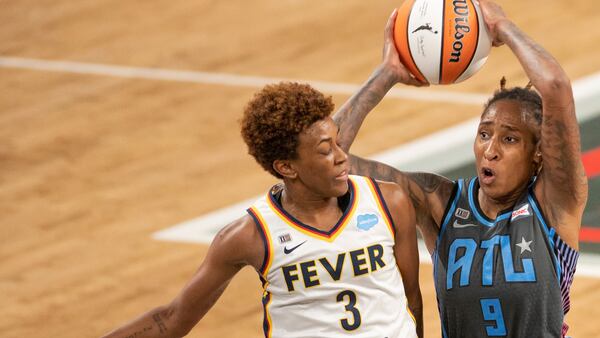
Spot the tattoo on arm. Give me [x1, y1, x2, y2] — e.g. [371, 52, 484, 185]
[152, 313, 168, 334]
[540, 113, 587, 204]
[334, 67, 397, 152]
[407, 172, 444, 193]
[122, 326, 153, 338]
[349, 155, 453, 227]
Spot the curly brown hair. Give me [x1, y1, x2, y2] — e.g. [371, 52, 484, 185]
[241, 82, 334, 178]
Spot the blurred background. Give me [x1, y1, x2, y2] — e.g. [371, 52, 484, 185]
[1, 0, 599, 337]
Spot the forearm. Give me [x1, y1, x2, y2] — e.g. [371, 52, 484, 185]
[496, 20, 570, 98]
[407, 292, 424, 338]
[102, 306, 184, 338]
[333, 64, 398, 152]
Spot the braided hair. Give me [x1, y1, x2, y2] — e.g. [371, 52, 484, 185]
[483, 77, 543, 127]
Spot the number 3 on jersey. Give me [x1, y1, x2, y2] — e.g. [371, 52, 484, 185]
[336, 290, 361, 331]
[480, 298, 507, 336]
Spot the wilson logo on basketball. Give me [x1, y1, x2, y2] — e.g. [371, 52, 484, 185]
[449, 0, 471, 63]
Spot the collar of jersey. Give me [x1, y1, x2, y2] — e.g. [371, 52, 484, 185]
[468, 178, 512, 227]
[265, 178, 358, 242]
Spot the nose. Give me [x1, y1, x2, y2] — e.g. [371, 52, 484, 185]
[483, 138, 500, 161]
[333, 143, 348, 165]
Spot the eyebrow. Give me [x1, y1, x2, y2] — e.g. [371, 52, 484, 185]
[318, 136, 332, 145]
[501, 124, 521, 132]
[478, 121, 521, 132]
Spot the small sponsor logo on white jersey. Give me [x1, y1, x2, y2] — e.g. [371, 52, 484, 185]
[357, 213, 378, 231]
[511, 204, 531, 221]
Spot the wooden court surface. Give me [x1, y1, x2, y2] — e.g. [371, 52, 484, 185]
[1, 0, 600, 337]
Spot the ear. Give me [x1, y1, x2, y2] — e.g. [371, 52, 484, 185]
[273, 160, 298, 179]
[533, 143, 543, 174]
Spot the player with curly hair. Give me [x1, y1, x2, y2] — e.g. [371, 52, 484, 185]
[102, 80, 425, 338]
[332, 1, 587, 337]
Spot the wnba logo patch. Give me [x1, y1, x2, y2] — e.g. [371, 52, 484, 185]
[455, 208, 470, 220]
[357, 214, 378, 231]
[278, 233, 292, 244]
[511, 204, 531, 221]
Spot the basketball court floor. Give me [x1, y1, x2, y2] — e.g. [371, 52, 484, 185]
[1, 1, 599, 337]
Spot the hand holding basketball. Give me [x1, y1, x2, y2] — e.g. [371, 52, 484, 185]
[383, 9, 429, 87]
[476, 0, 509, 47]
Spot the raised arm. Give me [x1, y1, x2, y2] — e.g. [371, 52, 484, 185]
[377, 180, 423, 337]
[333, 9, 426, 153]
[331, 9, 451, 251]
[101, 215, 264, 338]
[479, 0, 588, 249]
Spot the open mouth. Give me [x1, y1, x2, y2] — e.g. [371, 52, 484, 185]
[480, 167, 496, 184]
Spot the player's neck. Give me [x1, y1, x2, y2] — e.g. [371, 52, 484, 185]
[279, 185, 343, 230]
[477, 186, 524, 219]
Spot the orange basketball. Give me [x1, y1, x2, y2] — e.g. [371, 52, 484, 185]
[394, 0, 491, 85]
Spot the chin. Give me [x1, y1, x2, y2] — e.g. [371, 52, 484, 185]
[332, 180, 349, 197]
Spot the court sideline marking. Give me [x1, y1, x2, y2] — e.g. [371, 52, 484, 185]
[153, 70, 600, 278]
[0, 56, 487, 104]
[2, 55, 597, 276]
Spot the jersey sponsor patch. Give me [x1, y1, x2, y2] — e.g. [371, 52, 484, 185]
[357, 214, 378, 231]
[455, 208, 470, 220]
[511, 204, 531, 221]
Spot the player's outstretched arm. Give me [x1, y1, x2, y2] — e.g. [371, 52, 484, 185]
[349, 155, 453, 253]
[377, 180, 423, 337]
[479, 0, 588, 249]
[333, 9, 426, 153]
[101, 215, 264, 338]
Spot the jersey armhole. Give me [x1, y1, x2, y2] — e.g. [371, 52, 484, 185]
[438, 179, 462, 241]
[528, 188, 580, 318]
[367, 177, 397, 238]
[247, 207, 271, 277]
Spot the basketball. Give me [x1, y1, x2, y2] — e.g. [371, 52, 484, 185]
[394, 0, 492, 85]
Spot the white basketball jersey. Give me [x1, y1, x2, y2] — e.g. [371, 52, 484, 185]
[247, 175, 417, 338]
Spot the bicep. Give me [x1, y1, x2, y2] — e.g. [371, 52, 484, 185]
[393, 200, 420, 293]
[171, 219, 262, 326]
[538, 98, 588, 207]
[378, 183, 420, 292]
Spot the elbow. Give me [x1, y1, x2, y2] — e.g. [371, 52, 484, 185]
[537, 71, 572, 96]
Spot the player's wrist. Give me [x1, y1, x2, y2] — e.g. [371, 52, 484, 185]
[377, 62, 403, 87]
[492, 18, 515, 42]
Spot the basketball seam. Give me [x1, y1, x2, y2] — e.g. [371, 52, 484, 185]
[438, 0, 446, 84]
[406, 0, 426, 82]
[454, 0, 480, 82]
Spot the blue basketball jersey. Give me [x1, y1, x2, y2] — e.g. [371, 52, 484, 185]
[433, 177, 578, 337]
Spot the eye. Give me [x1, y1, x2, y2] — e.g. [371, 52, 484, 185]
[319, 146, 332, 155]
[479, 131, 490, 140]
[504, 136, 518, 143]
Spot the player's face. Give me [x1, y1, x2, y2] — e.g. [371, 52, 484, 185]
[291, 117, 349, 197]
[474, 99, 540, 201]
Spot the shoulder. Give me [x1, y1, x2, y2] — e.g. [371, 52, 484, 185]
[208, 213, 265, 271]
[374, 179, 411, 206]
[371, 179, 416, 226]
